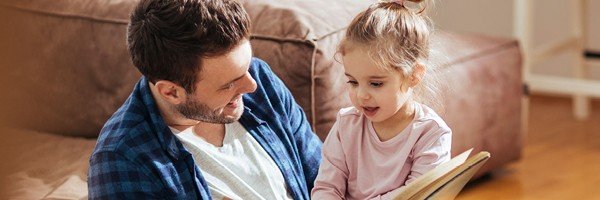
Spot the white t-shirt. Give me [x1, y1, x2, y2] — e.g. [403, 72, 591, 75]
[171, 122, 292, 200]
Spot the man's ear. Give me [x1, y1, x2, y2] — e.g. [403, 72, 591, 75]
[409, 63, 425, 87]
[154, 80, 188, 105]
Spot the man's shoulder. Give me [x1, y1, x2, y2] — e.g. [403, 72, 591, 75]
[93, 89, 159, 156]
[94, 112, 152, 154]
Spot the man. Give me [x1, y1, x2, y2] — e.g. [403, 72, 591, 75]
[87, 0, 322, 199]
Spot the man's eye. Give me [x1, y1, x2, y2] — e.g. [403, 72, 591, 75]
[222, 83, 234, 90]
[370, 82, 383, 87]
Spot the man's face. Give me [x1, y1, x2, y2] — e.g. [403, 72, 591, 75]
[176, 40, 257, 124]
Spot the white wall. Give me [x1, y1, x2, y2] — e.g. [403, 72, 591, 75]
[429, 0, 600, 79]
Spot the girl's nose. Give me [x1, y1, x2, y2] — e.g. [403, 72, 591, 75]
[356, 86, 370, 100]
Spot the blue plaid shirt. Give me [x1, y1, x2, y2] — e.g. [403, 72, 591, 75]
[88, 58, 322, 199]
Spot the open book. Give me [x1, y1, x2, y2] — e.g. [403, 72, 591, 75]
[393, 149, 491, 200]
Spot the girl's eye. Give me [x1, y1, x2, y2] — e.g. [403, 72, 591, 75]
[347, 80, 358, 86]
[370, 82, 383, 87]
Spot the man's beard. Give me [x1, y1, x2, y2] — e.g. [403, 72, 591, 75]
[175, 97, 239, 124]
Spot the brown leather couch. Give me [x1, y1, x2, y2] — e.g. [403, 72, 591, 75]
[0, 0, 523, 199]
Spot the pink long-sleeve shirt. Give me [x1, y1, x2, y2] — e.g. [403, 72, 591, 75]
[312, 103, 452, 200]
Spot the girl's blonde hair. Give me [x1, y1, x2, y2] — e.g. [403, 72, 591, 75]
[339, 0, 443, 111]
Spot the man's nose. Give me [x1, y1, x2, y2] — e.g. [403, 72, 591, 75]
[239, 72, 257, 94]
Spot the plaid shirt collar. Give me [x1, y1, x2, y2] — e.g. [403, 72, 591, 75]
[137, 78, 183, 160]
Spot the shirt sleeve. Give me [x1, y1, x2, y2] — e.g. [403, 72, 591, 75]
[87, 151, 158, 199]
[311, 120, 349, 199]
[405, 125, 452, 185]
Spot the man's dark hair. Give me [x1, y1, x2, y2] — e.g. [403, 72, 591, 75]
[127, 0, 250, 93]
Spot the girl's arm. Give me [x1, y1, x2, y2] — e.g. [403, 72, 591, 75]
[311, 120, 349, 199]
[405, 126, 452, 184]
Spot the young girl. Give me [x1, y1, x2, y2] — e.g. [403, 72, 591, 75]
[312, 0, 451, 199]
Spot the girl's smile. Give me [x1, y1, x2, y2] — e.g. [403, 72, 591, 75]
[362, 106, 380, 117]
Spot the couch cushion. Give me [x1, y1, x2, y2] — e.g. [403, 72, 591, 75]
[431, 33, 523, 175]
[0, 0, 140, 137]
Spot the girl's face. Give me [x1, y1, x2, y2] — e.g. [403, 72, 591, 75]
[342, 46, 413, 123]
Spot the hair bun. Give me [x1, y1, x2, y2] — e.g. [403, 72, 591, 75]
[381, 0, 428, 14]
